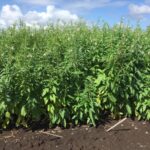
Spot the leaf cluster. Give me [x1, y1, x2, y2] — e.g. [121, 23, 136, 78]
[0, 22, 149, 128]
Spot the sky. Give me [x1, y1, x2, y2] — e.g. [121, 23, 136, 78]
[0, 0, 150, 28]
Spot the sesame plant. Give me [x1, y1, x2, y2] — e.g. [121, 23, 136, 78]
[0, 21, 149, 128]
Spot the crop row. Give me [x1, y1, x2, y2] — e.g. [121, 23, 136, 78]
[0, 22, 149, 128]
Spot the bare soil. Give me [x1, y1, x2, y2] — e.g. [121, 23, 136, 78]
[0, 118, 150, 150]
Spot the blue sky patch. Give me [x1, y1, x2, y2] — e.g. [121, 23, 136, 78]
[0, 0, 150, 28]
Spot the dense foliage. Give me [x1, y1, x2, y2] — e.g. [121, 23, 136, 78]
[0, 22, 149, 128]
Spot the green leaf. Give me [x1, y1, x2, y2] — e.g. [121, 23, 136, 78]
[44, 97, 49, 105]
[60, 110, 65, 119]
[147, 111, 150, 120]
[51, 115, 57, 124]
[108, 93, 117, 103]
[126, 104, 132, 115]
[42, 88, 49, 97]
[75, 119, 78, 125]
[63, 119, 67, 127]
[5, 111, 10, 118]
[47, 104, 54, 114]
[52, 86, 56, 94]
[95, 73, 106, 86]
[50, 94, 56, 103]
[142, 105, 146, 112]
[80, 112, 83, 120]
[21, 106, 27, 117]
[89, 109, 96, 126]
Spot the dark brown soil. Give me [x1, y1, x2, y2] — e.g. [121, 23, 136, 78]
[0, 118, 150, 150]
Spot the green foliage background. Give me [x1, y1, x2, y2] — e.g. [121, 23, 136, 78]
[0, 22, 149, 128]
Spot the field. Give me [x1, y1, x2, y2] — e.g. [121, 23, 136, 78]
[0, 22, 150, 149]
[0, 118, 150, 150]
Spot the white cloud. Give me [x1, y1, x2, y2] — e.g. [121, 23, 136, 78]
[0, 4, 79, 27]
[0, 5, 22, 26]
[129, 4, 150, 15]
